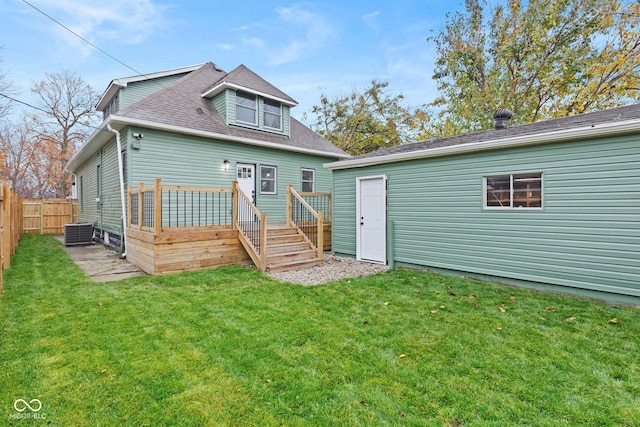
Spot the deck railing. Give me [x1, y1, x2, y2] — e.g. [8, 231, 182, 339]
[287, 185, 324, 259]
[233, 181, 267, 271]
[128, 179, 233, 233]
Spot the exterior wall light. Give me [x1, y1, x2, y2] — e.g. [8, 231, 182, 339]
[223, 159, 230, 171]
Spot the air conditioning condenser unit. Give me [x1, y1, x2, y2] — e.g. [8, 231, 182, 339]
[64, 222, 93, 246]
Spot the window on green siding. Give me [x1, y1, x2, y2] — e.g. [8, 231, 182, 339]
[236, 91, 257, 125]
[260, 165, 277, 195]
[485, 173, 542, 209]
[301, 168, 315, 192]
[263, 98, 282, 130]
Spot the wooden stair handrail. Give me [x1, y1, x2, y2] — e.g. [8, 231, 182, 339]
[287, 185, 323, 260]
[233, 181, 267, 271]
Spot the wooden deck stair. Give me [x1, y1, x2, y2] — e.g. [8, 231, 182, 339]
[265, 223, 323, 272]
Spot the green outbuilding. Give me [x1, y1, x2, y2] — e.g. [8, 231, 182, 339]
[326, 105, 640, 305]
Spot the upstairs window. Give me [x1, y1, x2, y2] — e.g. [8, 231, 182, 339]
[484, 173, 543, 209]
[236, 91, 257, 125]
[263, 98, 282, 130]
[103, 94, 119, 120]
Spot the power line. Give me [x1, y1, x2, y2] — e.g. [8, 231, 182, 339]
[21, 0, 144, 77]
[0, 93, 49, 114]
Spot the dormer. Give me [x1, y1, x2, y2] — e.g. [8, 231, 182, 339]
[96, 64, 204, 121]
[201, 65, 298, 137]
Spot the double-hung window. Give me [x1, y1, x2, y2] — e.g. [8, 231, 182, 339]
[260, 165, 277, 195]
[301, 168, 315, 192]
[484, 173, 543, 209]
[263, 99, 282, 130]
[236, 91, 257, 125]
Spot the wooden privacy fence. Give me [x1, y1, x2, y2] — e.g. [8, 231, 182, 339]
[22, 199, 78, 234]
[1, 184, 24, 293]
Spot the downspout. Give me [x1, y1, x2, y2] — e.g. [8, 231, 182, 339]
[107, 124, 128, 257]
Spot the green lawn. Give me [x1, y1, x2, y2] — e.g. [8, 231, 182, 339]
[1, 235, 639, 426]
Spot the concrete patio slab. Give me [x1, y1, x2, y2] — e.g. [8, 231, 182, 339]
[54, 235, 146, 282]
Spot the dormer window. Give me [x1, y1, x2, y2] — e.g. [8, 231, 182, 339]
[103, 94, 119, 120]
[263, 98, 282, 130]
[235, 91, 257, 126]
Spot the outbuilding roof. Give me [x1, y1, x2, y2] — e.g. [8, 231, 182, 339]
[327, 103, 640, 170]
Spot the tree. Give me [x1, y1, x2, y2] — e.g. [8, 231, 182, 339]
[0, 48, 16, 119]
[0, 122, 69, 198]
[427, 0, 640, 136]
[29, 70, 99, 197]
[307, 80, 424, 155]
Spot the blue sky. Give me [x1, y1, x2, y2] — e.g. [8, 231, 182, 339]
[2, 0, 464, 121]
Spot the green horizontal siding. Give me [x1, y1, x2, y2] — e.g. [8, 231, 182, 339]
[119, 74, 189, 110]
[128, 127, 336, 222]
[332, 134, 640, 298]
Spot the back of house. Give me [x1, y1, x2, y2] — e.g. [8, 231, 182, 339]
[66, 62, 348, 252]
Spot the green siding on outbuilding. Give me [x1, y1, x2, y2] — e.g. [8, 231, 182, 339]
[332, 134, 640, 301]
[127, 128, 335, 222]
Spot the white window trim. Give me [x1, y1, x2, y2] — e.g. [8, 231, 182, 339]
[235, 91, 257, 126]
[263, 99, 283, 131]
[301, 168, 316, 192]
[259, 164, 277, 195]
[483, 172, 544, 210]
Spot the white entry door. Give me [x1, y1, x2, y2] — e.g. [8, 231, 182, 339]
[237, 163, 256, 222]
[357, 175, 386, 264]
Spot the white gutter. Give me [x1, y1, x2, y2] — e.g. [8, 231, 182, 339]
[325, 118, 640, 170]
[201, 81, 298, 106]
[108, 115, 350, 159]
[107, 124, 128, 257]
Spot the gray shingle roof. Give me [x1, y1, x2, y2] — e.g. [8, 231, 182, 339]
[118, 63, 346, 157]
[205, 64, 297, 105]
[355, 103, 640, 160]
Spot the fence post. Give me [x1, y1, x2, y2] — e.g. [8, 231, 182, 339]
[0, 187, 4, 293]
[127, 185, 132, 228]
[154, 178, 162, 234]
[138, 182, 144, 230]
[2, 184, 10, 270]
[231, 181, 238, 228]
[286, 185, 293, 227]
[260, 213, 267, 271]
[317, 210, 324, 259]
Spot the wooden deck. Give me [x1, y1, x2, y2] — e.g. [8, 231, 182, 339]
[125, 222, 332, 275]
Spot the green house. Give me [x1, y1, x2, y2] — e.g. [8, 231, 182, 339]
[65, 63, 348, 273]
[326, 105, 640, 305]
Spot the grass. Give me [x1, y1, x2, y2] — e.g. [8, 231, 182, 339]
[1, 235, 639, 426]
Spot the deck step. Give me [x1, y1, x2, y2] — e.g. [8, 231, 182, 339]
[267, 257, 324, 273]
[267, 234, 305, 245]
[267, 249, 317, 265]
[267, 241, 311, 255]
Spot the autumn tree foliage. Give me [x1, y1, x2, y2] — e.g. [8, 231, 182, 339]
[427, 0, 640, 136]
[28, 70, 99, 198]
[0, 122, 71, 198]
[307, 80, 424, 155]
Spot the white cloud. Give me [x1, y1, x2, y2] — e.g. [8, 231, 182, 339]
[216, 43, 234, 51]
[31, 0, 165, 45]
[241, 3, 336, 65]
[362, 11, 381, 31]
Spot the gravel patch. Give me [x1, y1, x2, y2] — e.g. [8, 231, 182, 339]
[268, 253, 389, 285]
